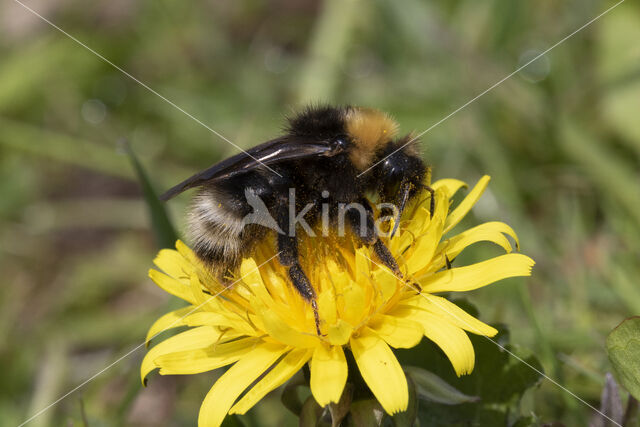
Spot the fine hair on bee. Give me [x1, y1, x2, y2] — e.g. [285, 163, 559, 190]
[160, 105, 434, 335]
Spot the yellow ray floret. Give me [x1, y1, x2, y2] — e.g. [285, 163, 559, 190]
[141, 175, 534, 426]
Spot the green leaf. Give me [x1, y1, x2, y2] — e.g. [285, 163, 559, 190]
[606, 317, 640, 400]
[122, 140, 179, 249]
[404, 366, 479, 405]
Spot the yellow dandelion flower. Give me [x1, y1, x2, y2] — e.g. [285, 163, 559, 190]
[141, 175, 534, 426]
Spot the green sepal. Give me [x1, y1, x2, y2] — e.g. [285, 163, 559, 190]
[328, 383, 354, 427]
[281, 371, 308, 416]
[346, 399, 385, 427]
[299, 396, 325, 427]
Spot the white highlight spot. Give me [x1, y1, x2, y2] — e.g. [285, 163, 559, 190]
[518, 49, 551, 83]
[81, 99, 107, 124]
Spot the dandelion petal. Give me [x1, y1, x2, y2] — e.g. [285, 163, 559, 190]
[230, 348, 312, 414]
[261, 307, 318, 348]
[421, 295, 498, 337]
[440, 221, 519, 264]
[141, 326, 220, 384]
[326, 319, 354, 346]
[351, 328, 408, 414]
[310, 344, 348, 406]
[145, 306, 195, 345]
[153, 248, 192, 278]
[369, 314, 424, 349]
[443, 175, 490, 234]
[198, 343, 285, 427]
[431, 178, 468, 198]
[417, 312, 475, 376]
[418, 253, 535, 293]
[156, 337, 257, 375]
[148, 269, 197, 304]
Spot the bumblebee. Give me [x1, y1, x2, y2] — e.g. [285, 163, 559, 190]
[161, 106, 433, 334]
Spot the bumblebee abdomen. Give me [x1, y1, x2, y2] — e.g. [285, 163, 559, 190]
[188, 185, 249, 272]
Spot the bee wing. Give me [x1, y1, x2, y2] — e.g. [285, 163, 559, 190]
[159, 137, 333, 201]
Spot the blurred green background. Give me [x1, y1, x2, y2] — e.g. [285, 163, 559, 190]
[1, 0, 639, 425]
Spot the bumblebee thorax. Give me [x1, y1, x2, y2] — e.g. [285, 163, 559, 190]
[345, 107, 399, 170]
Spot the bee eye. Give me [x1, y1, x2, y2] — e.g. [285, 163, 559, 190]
[332, 136, 348, 151]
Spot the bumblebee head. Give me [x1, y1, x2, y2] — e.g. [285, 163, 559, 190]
[287, 105, 400, 171]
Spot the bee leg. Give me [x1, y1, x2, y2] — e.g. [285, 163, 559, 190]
[348, 198, 421, 293]
[287, 261, 322, 335]
[390, 180, 435, 238]
[276, 209, 322, 335]
[219, 274, 237, 290]
[372, 240, 401, 277]
[374, 240, 421, 293]
[417, 183, 435, 218]
[389, 179, 412, 239]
